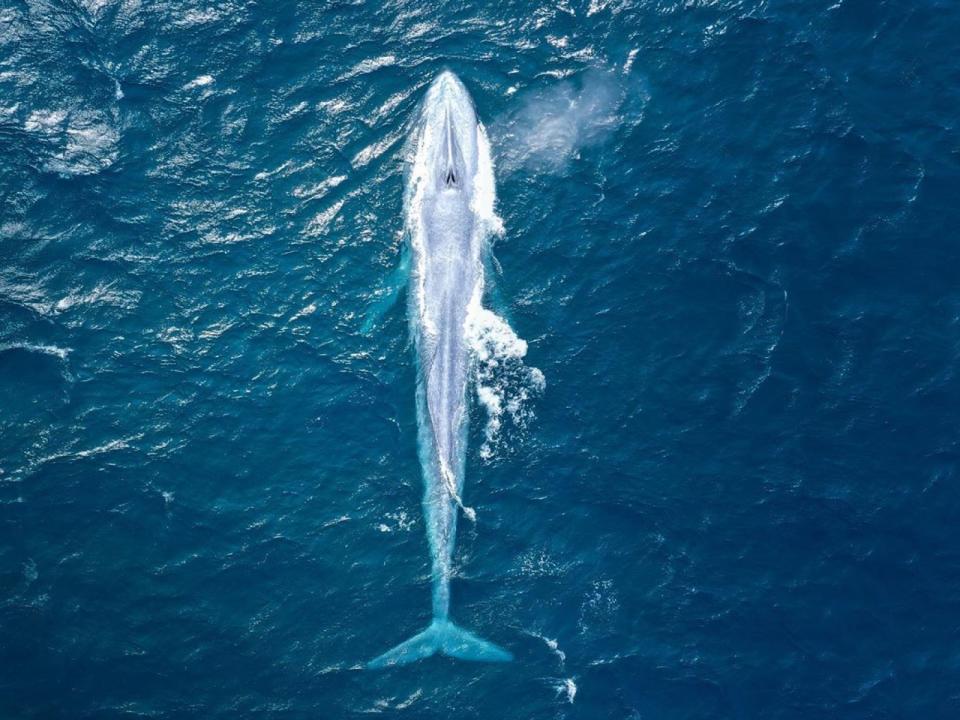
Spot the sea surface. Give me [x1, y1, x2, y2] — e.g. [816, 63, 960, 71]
[2, 1, 960, 718]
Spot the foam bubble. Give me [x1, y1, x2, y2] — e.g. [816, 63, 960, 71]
[588, 0, 612, 15]
[526, 630, 567, 665]
[351, 127, 403, 169]
[304, 199, 345, 237]
[183, 74, 214, 90]
[556, 678, 577, 703]
[465, 295, 545, 460]
[54, 282, 140, 313]
[0, 343, 71, 361]
[290, 303, 317, 321]
[517, 549, 567, 578]
[395, 689, 422, 709]
[174, 9, 221, 28]
[291, 174, 346, 201]
[337, 55, 396, 82]
[377, 511, 416, 533]
[578, 579, 619, 634]
[471, 123, 504, 236]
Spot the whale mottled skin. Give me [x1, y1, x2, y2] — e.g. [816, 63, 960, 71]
[368, 72, 511, 668]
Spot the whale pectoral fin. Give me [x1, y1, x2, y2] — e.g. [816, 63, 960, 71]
[367, 620, 512, 669]
[362, 245, 411, 334]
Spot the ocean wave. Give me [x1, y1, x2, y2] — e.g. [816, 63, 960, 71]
[24, 108, 119, 177]
[0, 342, 71, 361]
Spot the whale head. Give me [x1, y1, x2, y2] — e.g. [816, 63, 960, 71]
[419, 72, 478, 195]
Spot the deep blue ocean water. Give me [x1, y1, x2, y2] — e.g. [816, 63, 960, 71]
[2, 0, 960, 717]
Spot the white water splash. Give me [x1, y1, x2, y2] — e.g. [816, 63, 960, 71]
[0, 342, 71, 361]
[465, 291, 545, 460]
[183, 74, 214, 90]
[471, 121, 504, 237]
[385, 511, 416, 532]
[556, 678, 577, 703]
[526, 630, 567, 665]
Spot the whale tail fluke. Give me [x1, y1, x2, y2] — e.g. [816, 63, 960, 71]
[367, 619, 512, 669]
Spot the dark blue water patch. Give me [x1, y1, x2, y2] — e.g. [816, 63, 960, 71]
[2, 0, 960, 718]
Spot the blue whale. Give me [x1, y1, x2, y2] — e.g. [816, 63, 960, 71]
[368, 72, 512, 669]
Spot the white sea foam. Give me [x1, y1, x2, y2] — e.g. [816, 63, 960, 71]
[557, 678, 577, 703]
[517, 548, 567, 577]
[198, 321, 233, 340]
[337, 54, 396, 82]
[31, 435, 141, 473]
[578, 578, 619, 634]
[395, 689, 422, 709]
[174, 9, 221, 28]
[183, 74, 214, 90]
[78, 0, 114, 18]
[376, 511, 416, 533]
[351, 128, 403, 169]
[73, 436, 138, 459]
[0, 342, 71, 361]
[322, 515, 350, 529]
[471, 122, 504, 237]
[54, 282, 141, 313]
[588, 0, 612, 15]
[317, 97, 350, 115]
[292, 175, 346, 201]
[304, 198, 345, 236]
[290, 303, 317, 321]
[465, 297, 545, 459]
[24, 109, 68, 133]
[526, 630, 567, 665]
[371, 90, 411, 124]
